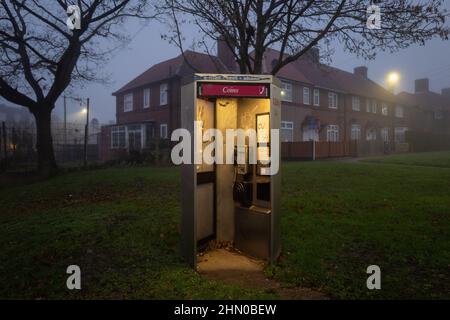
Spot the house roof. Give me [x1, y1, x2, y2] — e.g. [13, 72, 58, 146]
[397, 91, 450, 110]
[261, 48, 396, 102]
[113, 50, 229, 95]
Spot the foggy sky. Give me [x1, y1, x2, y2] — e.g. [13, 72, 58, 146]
[53, 5, 450, 124]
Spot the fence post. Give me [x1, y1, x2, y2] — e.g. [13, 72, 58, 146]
[2, 122, 7, 170]
[312, 140, 316, 161]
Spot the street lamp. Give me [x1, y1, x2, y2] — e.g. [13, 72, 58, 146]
[386, 71, 400, 93]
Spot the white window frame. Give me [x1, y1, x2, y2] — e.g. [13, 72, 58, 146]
[143, 88, 150, 109]
[352, 96, 360, 111]
[303, 87, 310, 105]
[326, 125, 339, 142]
[381, 127, 389, 142]
[328, 92, 338, 109]
[372, 100, 377, 114]
[281, 121, 294, 142]
[124, 93, 133, 112]
[366, 99, 371, 113]
[111, 126, 126, 148]
[281, 81, 293, 102]
[313, 89, 320, 106]
[395, 127, 408, 143]
[381, 103, 388, 116]
[366, 128, 377, 141]
[351, 124, 361, 140]
[434, 110, 443, 120]
[395, 105, 404, 118]
[160, 123, 168, 139]
[160, 83, 168, 106]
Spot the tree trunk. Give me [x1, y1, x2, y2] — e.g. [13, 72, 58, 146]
[33, 108, 57, 176]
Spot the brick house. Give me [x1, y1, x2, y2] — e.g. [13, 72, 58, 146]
[398, 79, 450, 136]
[100, 51, 228, 161]
[100, 42, 449, 161]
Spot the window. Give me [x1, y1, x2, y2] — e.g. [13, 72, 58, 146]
[366, 128, 377, 141]
[381, 103, 388, 116]
[326, 125, 339, 142]
[351, 124, 361, 140]
[127, 124, 143, 151]
[313, 89, 320, 106]
[281, 81, 292, 102]
[434, 110, 443, 120]
[281, 121, 294, 142]
[328, 92, 338, 109]
[352, 96, 360, 111]
[395, 127, 408, 143]
[366, 99, 371, 112]
[371, 100, 377, 113]
[395, 105, 404, 118]
[381, 127, 389, 142]
[143, 88, 150, 109]
[303, 87, 310, 105]
[111, 126, 126, 148]
[160, 83, 168, 106]
[124, 93, 133, 112]
[160, 123, 168, 139]
[145, 123, 156, 147]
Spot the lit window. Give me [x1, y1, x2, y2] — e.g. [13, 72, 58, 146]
[281, 81, 293, 102]
[328, 92, 338, 109]
[313, 89, 320, 106]
[144, 88, 150, 109]
[160, 83, 168, 106]
[352, 96, 360, 111]
[303, 87, 310, 105]
[326, 125, 339, 142]
[124, 93, 133, 112]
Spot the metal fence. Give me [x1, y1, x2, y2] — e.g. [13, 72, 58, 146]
[0, 121, 100, 171]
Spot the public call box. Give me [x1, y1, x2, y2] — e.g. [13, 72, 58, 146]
[180, 74, 281, 267]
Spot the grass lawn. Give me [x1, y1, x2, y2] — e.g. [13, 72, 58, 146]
[1, 152, 449, 299]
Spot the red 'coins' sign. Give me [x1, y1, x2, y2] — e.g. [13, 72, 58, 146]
[198, 83, 269, 98]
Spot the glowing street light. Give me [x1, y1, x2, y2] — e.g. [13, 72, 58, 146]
[386, 71, 400, 93]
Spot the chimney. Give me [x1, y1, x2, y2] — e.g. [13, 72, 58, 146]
[354, 66, 368, 79]
[415, 78, 429, 93]
[217, 36, 236, 72]
[441, 87, 450, 100]
[306, 47, 320, 63]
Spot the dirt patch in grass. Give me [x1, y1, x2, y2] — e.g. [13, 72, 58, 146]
[197, 249, 328, 300]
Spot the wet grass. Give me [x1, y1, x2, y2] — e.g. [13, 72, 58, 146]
[1, 152, 449, 299]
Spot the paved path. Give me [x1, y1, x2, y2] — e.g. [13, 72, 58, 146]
[197, 249, 328, 300]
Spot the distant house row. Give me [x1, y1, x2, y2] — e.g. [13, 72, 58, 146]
[100, 41, 450, 161]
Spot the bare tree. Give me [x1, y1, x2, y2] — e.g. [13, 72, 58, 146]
[0, 0, 155, 175]
[163, 0, 449, 74]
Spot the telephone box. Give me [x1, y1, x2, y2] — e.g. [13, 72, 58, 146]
[180, 74, 281, 267]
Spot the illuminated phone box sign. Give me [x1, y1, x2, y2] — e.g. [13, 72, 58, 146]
[198, 83, 270, 98]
